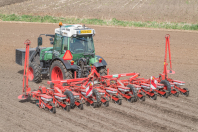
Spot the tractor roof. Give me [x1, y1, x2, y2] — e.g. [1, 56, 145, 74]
[55, 24, 95, 37]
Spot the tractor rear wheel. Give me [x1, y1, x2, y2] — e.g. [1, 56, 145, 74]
[98, 66, 107, 76]
[49, 60, 73, 83]
[29, 62, 41, 83]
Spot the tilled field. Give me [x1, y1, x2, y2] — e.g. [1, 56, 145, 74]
[0, 22, 198, 132]
[0, 0, 198, 23]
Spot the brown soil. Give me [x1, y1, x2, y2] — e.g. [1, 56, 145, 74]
[0, 0, 198, 23]
[0, 0, 28, 7]
[0, 22, 198, 132]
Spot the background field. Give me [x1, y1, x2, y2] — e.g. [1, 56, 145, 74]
[0, 0, 198, 23]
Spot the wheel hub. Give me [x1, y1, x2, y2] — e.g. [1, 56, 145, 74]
[51, 66, 63, 81]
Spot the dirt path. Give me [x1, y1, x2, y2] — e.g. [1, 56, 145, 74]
[0, 22, 197, 132]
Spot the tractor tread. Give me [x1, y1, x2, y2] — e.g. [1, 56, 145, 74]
[29, 62, 41, 83]
[98, 66, 107, 76]
[49, 60, 73, 84]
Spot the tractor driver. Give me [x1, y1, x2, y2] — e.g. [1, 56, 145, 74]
[70, 40, 84, 53]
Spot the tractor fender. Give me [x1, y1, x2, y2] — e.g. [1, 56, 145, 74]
[50, 58, 78, 70]
[94, 55, 107, 67]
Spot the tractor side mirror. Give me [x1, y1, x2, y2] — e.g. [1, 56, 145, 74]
[38, 37, 42, 46]
[49, 38, 54, 45]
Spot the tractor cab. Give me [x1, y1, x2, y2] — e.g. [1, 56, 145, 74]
[15, 22, 107, 83]
[53, 32, 95, 62]
[38, 23, 96, 64]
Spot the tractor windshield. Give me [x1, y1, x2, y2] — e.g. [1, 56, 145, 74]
[69, 35, 94, 54]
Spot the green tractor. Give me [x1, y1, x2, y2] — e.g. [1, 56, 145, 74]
[16, 22, 107, 83]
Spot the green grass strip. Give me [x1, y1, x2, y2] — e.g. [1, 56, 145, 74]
[0, 14, 198, 30]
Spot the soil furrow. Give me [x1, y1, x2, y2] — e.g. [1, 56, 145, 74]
[120, 102, 197, 131]
[104, 105, 179, 132]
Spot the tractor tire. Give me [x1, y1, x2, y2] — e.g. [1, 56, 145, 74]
[92, 89, 101, 103]
[32, 55, 40, 65]
[49, 60, 73, 84]
[64, 90, 75, 108]
[160, 80, 171, 95]
[98, 66, 107, 76]
[127, 84, 138, 102]
[29, 62, 41, 83]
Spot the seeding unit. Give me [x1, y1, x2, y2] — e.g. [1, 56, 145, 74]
[18, 34, 189, 114]
[18, 40, 56, 113]
[158, 34, 189, 97]
[48, 66, 141, 106]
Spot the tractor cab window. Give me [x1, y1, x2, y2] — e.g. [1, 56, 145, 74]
[86, 36, 94, 53]
[70, 35, 94, 54]
[62, 36, 68, 53]
[53, 34, 62, 57]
